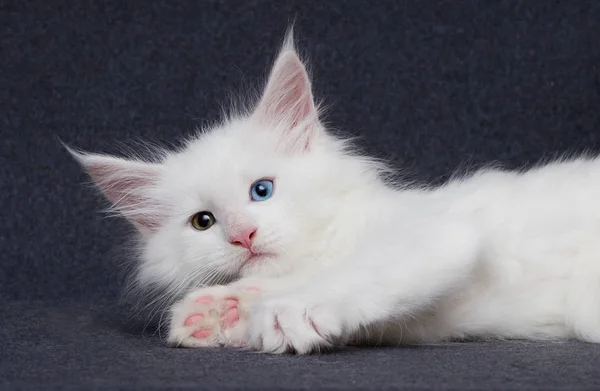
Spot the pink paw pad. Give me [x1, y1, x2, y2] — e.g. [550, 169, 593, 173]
[184, 314, 204, 326]
[221, 306, 240, 328]
[225, 298, 238, 308]
[192, 328, 212, 339]
[195, 296, 214, 304]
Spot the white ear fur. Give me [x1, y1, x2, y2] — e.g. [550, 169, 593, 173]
[253, 29, 321, 152]
[67, 147, 165, 234]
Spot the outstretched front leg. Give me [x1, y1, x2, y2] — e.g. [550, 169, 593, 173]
[247, 222, 480, 354]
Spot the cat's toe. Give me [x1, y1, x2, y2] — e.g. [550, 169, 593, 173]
[220, 299, 240, 328]
[167, 319, 220, 348]
[184, 314, 205, 326]
[191, 327, 213, 339]
[168, 308, 219, 348]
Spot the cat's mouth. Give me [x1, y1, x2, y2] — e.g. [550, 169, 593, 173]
[242, 250, 274, 266]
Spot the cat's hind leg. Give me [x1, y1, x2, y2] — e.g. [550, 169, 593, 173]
[566, 267, 600, 342]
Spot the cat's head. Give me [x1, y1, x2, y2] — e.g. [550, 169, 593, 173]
[70, 32, 385, 297]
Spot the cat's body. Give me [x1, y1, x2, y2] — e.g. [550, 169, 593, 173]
[70, 31, 600, 353]
[356, 157, 600, 345]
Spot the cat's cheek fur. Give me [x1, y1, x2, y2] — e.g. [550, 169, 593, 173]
[137, 221, 240, 292]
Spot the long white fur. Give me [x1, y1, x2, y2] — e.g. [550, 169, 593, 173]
[70, 30, 600, 353]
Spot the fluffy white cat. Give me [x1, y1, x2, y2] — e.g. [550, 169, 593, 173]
[70, 31, 600, 354]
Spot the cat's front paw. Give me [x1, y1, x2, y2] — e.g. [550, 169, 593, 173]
[247, 295, 344, 354]
[167, 285, 260, 348]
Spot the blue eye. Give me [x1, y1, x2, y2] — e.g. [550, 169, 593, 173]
[250, 179, 274, 202]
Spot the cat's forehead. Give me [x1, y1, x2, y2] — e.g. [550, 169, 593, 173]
[163, 120, 281, 189]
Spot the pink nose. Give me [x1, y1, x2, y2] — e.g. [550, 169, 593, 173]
[229, 227, 257, 250]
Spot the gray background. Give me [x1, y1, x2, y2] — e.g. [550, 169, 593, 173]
[2, 1, 600, 390]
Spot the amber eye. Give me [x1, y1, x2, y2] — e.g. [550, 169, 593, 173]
[191, 211, 216, 231]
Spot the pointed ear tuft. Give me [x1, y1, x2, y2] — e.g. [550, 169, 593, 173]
[281, 25, 296, 53]
[66, 146, 166, 234]
[252, 29, 321, 152]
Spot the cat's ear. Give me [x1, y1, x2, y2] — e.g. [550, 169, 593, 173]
[252, 30, 321, 152]
[67, 147, 166, 235]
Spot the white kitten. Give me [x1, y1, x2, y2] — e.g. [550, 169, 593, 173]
[70, 31, 600, 354]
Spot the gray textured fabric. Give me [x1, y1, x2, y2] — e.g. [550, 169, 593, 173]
[2, 301, 600, 391]
[2, 0, 600, 389]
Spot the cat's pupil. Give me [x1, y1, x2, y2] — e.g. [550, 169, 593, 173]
[199, 214, 211, 227]
[255, 184, 267, 197]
